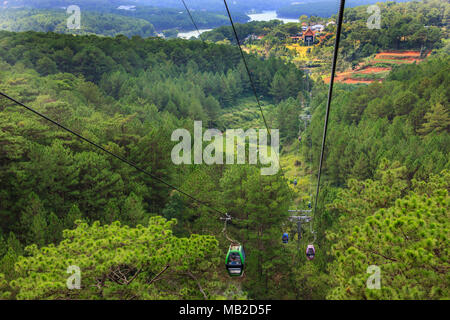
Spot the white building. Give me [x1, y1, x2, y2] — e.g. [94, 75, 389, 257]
[311, 24, 325, 32]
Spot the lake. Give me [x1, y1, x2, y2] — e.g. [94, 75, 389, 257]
[177, 29, 212, 39]
[248, 11, 299, 24]
[177, 10, 299, 39]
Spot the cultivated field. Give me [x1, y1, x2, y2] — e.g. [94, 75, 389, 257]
[325, 50, 430, 84]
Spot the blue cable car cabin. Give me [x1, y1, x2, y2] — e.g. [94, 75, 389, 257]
[225, 244, 245, 277]
[282, 233, 289, 244]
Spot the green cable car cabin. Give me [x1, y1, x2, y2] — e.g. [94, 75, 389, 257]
[225, 244, 245, 277]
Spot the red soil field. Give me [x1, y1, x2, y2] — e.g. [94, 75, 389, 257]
[339, 78, 382, 84]
[374, 50, 431, 60]
[373, 58, 423, 64]
[375, 50, 422, 58]
[324, 74, 379, 84]
[324, 50, 429, 84]
[358, 67, 391, 74]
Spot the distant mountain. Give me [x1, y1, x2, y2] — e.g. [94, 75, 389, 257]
[2, 0, 313, 14]
[109, 6, 249, 32]
[1, 0, 128, 10]
[277, 0, 413, 18]
[0, 8, 157, 37]
[134, 0, 294, 12]
[1, 0, 250, 33]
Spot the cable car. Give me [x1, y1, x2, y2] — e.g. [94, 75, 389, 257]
[306, 244, 315, 260]
[225, 244, 245, 277]
[282, 233, 289, 244]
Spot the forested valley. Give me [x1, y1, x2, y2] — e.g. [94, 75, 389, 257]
[0, 8, 157, 38]
[0, 2, 249, 37]
[203, 0, 446, 68]
[0, 31, 309, 299]
[0, 0, 448, 301]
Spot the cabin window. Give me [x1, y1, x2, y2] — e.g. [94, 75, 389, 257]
[228, 253, 242, 265]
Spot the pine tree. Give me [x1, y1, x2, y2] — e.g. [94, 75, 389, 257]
[6, 233, 22, 256]
[19, 193, 47, 246]
[35, 56, 57, 76]
[64, 204, 82, 230]
[220, 166, 291, 298]
[122, 193, 147, 227]
[46, 212, 63, 243]
[270, 72, 289, 102]
[30, 211, 47, 247]
[418, 103, 450, 135]
[327, 166, 449, 300]
[0, 247, 18, 281]
[10, 217, 227, 300]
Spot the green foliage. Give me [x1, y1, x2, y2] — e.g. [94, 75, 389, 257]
[336, 0, 446, 63]
[0, 30, 309, 300]
[327, 167, 449, 300]
[0, 31, 306, 111]
[274, 98, 301, 143]
[276, 0, 387, 18]
[11, 217, 226, 300]
[0, 8, 157, 38]
[307, 55, 450, 186]
[111, 6, 249, 34]
[202, 20, 284, 44]
[0, 1, 448, 300]
[284, 0, 447, 66]
[0, 30, 306, 244]
[220, 165, 291, 298]
[0, 273, 11, 300]
[419, 103, 450, 136]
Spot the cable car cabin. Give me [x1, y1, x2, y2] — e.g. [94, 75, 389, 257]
[282, 233, 289, 244]
[225, 244, 245, 277]
[306, 245, 315, 260]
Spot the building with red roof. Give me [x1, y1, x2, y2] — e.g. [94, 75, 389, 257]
[303, 27, 315, 46]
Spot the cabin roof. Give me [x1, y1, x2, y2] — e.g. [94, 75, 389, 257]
[304, 28, 315, 36]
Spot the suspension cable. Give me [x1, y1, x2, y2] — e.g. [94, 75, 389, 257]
[222, 0, 296, 204]
[181, 0, 204, 42]
[312, 0, 346, 220]
[0, 91, 227, 217]
[222, 0, 271, 134]
[220, 213, 239, 244]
